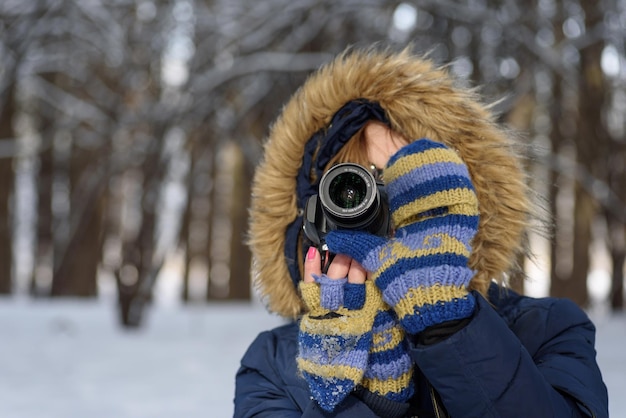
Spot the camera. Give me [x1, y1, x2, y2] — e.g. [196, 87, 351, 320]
[303, 163, 391, 248]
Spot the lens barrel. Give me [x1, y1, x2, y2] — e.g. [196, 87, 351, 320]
[319, 163, 383, 230]
[303, 163, 391, 246]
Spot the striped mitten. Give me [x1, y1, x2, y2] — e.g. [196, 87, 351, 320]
[297, 278, 378, 411]
[325, 139, 480, 335]
[297, 277, 413, 411]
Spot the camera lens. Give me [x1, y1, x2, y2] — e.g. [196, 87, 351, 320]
[318, 163, 381, 230]
[328, 172, 367, 209]
[305, 162, 391, 242]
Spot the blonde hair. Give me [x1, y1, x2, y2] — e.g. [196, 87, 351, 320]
[325, 127, 370, 169]
[325, 123, 414, 170]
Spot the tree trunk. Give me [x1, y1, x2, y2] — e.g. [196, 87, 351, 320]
[31, 136, 54, 296]
[179, 157, 194, 303]
[569, 185, 592, 307]
[610, 248, 625, 311]
[0, 83, 16, 294]
[568, 3, 607, 308]
[50, 144, 105, 297]
[228, 145, 251, 300]
[180, 138, 213, 303]
[206, 147, 220, 300]
[549, 78, 570, 299]
[30, 75, 56, 296]
[605, 146, 626, 311]
[0, 160, 12, 294]
[117, 132, 165, 326]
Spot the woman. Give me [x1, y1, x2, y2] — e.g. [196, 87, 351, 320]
[235, 47, 608, 417]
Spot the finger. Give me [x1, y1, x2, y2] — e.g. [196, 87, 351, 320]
[326, 253, 351, 279]
[303, 246, 321, 283]
[347, 260, 366, 284]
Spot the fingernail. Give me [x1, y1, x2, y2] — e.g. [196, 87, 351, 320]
[306, 247, 317, 260]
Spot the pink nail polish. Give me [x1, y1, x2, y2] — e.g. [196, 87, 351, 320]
[306, 247, 317, 260]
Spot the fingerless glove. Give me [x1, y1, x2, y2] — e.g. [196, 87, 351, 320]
[297, 277, 414, 411]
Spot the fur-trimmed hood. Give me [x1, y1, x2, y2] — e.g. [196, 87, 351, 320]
[249, 47, 531, 319]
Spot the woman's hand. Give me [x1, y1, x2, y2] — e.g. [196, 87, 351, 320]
[297, 247, 377, 411]
[303, 247, 366, 285]
[299, 246, 415, 411]
[363, 121, 407, 169]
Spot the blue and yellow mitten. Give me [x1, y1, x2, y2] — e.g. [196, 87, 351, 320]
[297, 277, 413, 411]
[325, 139, 480, 335]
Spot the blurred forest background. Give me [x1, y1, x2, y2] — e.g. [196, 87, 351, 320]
[0, 0, 625, 328]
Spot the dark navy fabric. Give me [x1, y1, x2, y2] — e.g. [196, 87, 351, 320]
[284, 100, 389, 287]
[234, 284, 608, 418]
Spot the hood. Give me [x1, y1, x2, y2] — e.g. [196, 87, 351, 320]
[248, 47, 531, 319]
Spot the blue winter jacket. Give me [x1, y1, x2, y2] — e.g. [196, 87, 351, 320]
[234, 285, 608, 417]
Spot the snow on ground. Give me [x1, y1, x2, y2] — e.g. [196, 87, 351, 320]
[0, 297, 623, 418]
[590, 311, 626, 417]
[0, 298, 284, 418]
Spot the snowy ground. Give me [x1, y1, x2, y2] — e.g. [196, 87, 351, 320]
[0, 297, 623, 418]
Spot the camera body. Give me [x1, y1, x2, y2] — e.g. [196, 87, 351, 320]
[303, 163, 391, 248]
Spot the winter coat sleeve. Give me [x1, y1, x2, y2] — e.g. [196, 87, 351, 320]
[234, 326, 307, 417]
[234, 324, 397, 418]
[409, 291, 609, 418]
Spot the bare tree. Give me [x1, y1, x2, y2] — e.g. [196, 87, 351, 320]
[1, 0, 624, 328]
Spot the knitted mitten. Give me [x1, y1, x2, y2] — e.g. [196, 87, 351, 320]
[325, 139, 480, 335]
[297, 277, 413, 411]
[298, 278, 377, 411]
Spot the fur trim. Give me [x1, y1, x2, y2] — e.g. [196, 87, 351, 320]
[249, 47, 531, 319]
